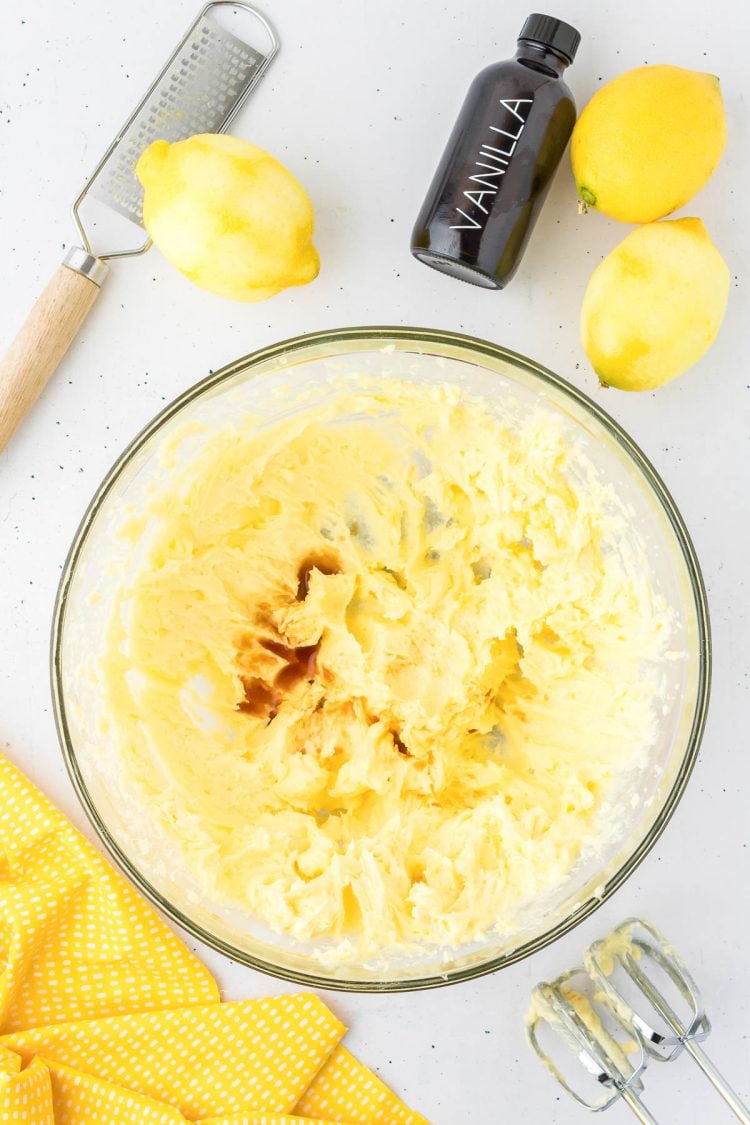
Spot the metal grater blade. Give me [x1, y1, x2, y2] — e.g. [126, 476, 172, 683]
[87, 6, 276, 229]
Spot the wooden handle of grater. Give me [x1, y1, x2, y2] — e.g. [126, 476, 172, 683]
[0, 255, 106, 453]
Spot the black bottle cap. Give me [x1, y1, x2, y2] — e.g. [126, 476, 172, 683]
[518, 13, 580, 64]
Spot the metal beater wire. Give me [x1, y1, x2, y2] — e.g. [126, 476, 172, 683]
[588, 920, 750, 1124]
[530, 919, 750, 1121]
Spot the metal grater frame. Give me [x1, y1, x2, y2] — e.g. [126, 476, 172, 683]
[72, 1, 279, 262]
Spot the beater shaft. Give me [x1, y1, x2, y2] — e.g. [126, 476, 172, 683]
[619, 1085, 659, 1125]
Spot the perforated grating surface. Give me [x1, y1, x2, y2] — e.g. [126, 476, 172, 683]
[90, 12, 266, 226]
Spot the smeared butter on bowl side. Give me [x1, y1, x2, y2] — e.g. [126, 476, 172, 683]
[100, 377, 671, 964]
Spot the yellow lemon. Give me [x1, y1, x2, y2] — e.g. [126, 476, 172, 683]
[136, 133, 319, 302]
[581, 218, 729, 391]
[571, 65, 726, 223]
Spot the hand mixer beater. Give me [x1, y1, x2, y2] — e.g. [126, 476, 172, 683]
[528, 918, 749, 1123]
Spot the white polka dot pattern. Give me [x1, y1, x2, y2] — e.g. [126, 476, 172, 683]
[2, 995, 345, 1119]
[202, 1115, 359, 1125]
[0, 1053, 54, 1123]
[297, 1046, 430, 1124]
[46, 1056, 184, 1123]
[0, 751, 429, 1124]
[0, 754, 218, 1034]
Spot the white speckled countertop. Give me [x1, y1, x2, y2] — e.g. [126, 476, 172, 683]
[1, 1, 748, 1121]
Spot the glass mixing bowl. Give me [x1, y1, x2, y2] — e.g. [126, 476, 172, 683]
[52, 327, 710, 991]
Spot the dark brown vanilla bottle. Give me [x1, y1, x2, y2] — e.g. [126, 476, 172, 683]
[411, 14, 580, 289]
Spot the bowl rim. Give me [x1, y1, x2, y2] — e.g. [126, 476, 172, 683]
[51, 325, 711, 992]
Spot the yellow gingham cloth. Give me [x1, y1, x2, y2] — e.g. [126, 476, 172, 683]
[0, 753, 428, 1124]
